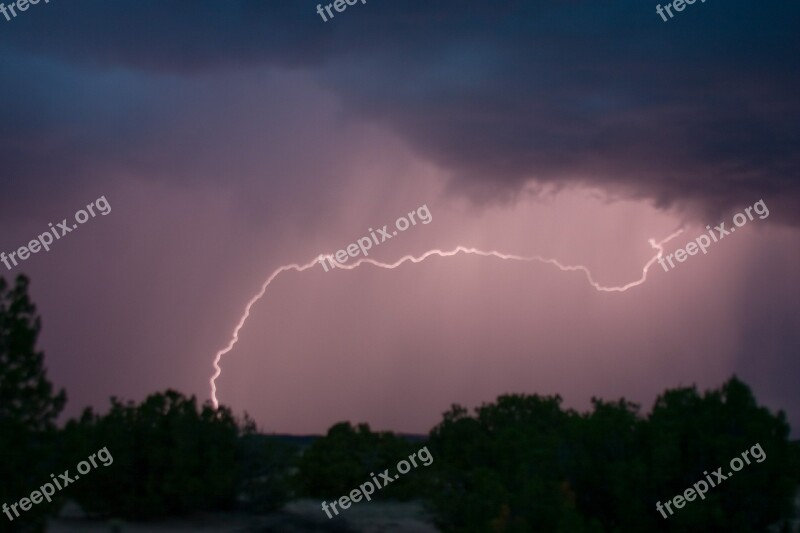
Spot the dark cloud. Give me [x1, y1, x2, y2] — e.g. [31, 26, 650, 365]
[1, 0, 798, 222]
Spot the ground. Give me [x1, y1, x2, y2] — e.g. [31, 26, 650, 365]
[47, 499, 440, 532]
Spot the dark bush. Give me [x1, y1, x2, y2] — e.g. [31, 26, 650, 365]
[63, 390, 243, 520]
[424, 378, 796, 532]
[293, 421, 421, 501]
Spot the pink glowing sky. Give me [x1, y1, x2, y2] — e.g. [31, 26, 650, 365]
[1, 1, 798, 435]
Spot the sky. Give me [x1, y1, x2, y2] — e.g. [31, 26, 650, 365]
[0, 0, 798, 435]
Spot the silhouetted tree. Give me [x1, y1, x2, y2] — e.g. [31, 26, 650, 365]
[63, 390, 243, 519]
[426, 395, 600, 532]
[294, 421, 419, 500]
[424, 379, 796, 532]
[568, 398, 649, 531]
[643, 376, 795, 530]
[0, 275, 67, 532]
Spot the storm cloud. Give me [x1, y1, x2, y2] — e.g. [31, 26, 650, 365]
[1, 0, 798, 222]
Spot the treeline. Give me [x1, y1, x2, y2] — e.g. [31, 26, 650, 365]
[2, 274, 799, 532]
[424, 386, 799, 531]
[49, 381, 800, 532]
[291, 382, 800, 531]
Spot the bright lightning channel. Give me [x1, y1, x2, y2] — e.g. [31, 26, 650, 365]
[209, 229, 684, 408]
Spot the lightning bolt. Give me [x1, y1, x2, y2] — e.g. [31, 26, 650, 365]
[209, 229, 683, 408]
